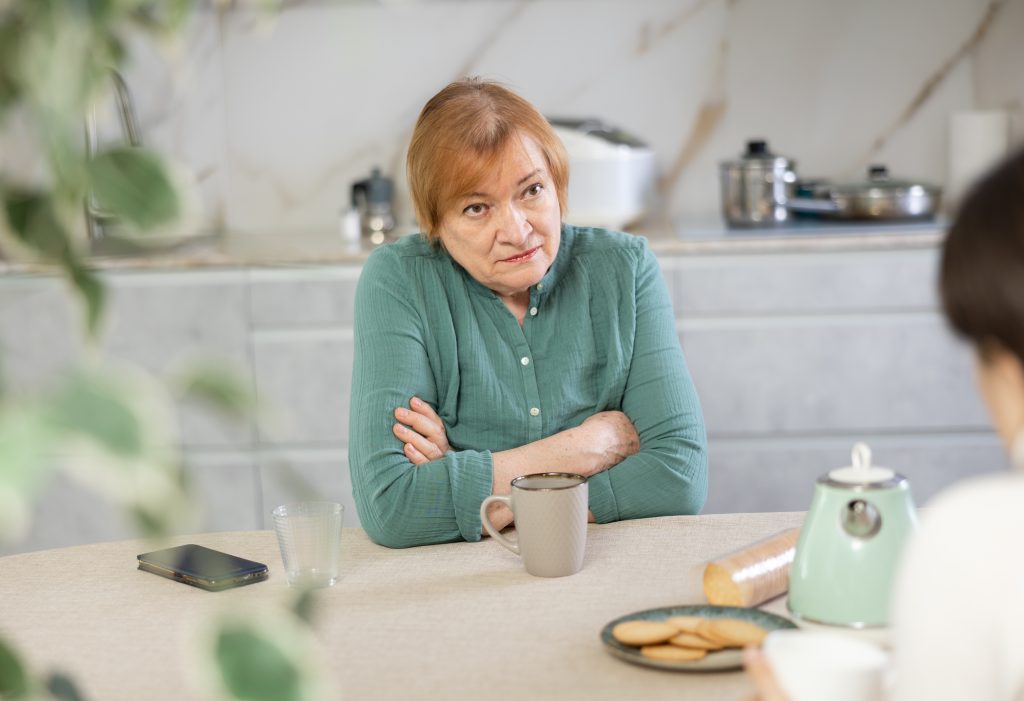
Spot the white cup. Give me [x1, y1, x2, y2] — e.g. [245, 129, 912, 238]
[480, 472, 588, 578]
[763, 629, 889, 701]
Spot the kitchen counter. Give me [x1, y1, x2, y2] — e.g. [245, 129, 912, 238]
[0, 220, 945, 274]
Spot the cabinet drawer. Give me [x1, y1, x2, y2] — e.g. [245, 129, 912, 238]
[681, 312, 987, 435]
[663, 248, 939, 317]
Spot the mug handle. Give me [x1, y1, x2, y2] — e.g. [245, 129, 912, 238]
[480, 495, 518, 554]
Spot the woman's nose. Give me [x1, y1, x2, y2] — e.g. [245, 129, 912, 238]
[495, 204, 531, 244]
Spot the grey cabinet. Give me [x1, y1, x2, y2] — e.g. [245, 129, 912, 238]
[660, 247, 1003, 514]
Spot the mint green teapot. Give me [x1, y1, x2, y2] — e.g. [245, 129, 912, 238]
[788, 443, 918, 628]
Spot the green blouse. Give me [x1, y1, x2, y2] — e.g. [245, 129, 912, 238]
[349, 224, 707, 548]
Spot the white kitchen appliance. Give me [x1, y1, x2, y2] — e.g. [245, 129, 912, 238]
[550, 118, 657, 231]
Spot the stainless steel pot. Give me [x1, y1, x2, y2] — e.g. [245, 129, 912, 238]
[787, 166, 941, 221]
[719, 140, 798, 228]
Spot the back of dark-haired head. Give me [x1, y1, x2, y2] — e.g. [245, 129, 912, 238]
[940, 146, 1024, 364]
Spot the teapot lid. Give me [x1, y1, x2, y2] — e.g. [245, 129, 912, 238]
[825, 443, 898, 486]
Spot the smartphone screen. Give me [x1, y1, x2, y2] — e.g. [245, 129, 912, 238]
[137, 544, 268, 591]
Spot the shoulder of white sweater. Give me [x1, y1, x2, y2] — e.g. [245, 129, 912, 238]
[919, 471, 1024, 530]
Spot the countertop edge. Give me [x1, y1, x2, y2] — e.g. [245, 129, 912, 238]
[0, 228, 946, 276]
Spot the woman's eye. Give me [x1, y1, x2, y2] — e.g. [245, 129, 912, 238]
[524, 183, 544, 198]
[463, 203, 487, 217]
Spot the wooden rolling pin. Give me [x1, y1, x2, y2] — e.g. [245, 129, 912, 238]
[703, 528, 800, 607]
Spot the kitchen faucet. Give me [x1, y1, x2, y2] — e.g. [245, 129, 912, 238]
[83, 68, 142, 242]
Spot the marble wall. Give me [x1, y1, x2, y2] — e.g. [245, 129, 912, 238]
[4, 0, 1024, 237]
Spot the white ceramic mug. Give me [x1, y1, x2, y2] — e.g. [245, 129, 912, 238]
[480, 472, 588, 578]
[763, 629, 889, 701]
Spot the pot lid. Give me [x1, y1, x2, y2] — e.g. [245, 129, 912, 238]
[827, 443, 895, 485]
[741, 140, 780, 161]
[829, 165, 940, 199]
[720, 139, 795, 169]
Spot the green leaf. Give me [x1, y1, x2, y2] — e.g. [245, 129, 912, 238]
[48, 373, 145, 458]
[65, 260, 106, 339]
[130, 0, 195, 34]
[0, 406, 56, 490]
[0, 19, 25, 116]
[176, 362, 257, 421]
[128, 502, 171, 539]
[0, 636, 30, 698]
[126, 463, 192, 539]
[87, 146, 179, 231]
[45, 672, 88, 701]
[0, 405, 58, 544]
[0, 188, 107, 336]
[215, 627, 302, 701]
[291, 589, 316, 625]
[2, 189, 75, 262]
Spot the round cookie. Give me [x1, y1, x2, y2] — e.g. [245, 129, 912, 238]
[612, 620, 679, 647]
[641, 644, 708, 662]
[669, 632, 724, 651]
[666, 615, 704, 634]
[697, 618, 768, 647]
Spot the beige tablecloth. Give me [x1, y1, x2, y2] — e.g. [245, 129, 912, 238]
[0, 512, 805, 700]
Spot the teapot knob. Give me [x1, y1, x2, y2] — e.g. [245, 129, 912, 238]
[851, 442, 872, 471]
[841, 499, 881, 539]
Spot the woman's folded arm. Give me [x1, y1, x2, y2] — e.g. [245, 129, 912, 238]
[588, 244, 708, 523]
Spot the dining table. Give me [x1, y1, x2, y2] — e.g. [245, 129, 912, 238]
[0, 511, 807, 700]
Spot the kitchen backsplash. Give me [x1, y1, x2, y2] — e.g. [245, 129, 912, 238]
[2, 0, 1022, 237]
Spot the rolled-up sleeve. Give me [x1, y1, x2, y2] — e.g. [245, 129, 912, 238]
[349, 249, 492, 548]
[588, 243, 708, 522]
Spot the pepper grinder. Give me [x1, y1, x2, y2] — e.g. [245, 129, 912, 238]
[351, 167, 396, 245]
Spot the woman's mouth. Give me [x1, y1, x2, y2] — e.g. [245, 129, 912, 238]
[500, 247, 540, 263]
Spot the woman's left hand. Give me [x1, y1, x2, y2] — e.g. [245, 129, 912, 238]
[393, 396, 451, 465]
[742, 646, 790, 701]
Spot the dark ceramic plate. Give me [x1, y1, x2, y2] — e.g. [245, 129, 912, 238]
[600, 604, 797, 672]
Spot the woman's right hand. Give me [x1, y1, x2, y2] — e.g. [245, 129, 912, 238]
[579, 410, 640, 472]
[393, 396, 451, 465]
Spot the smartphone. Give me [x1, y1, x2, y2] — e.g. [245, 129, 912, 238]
[137, 544, 268, 592]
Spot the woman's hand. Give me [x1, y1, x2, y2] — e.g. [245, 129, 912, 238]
[393, 396, 451, 465]
[579, 410, 641, 471]
[742, 647, 790, 701]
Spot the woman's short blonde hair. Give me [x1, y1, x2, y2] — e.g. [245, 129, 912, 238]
[407, 78, 568, 241]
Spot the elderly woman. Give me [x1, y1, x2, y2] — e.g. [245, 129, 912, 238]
[745, 147, 1024, 699]
[349, 78, 707, 548]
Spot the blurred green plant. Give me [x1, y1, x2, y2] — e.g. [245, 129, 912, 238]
[0, 2, 334, 699]
[194, 602, 337, 701]
[0, 0, 192, 336]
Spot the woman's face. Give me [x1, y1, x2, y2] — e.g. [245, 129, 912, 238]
[436, 133, 561, 302]
[974, 344, 1024, 449]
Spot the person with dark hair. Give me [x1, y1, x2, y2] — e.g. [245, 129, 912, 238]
[745, 147, 1024, 699]
[348, 78, 708, 548]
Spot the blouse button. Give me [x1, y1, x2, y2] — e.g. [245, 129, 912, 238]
[536, 283, 544, 290]
[529, 307, 538, 316]
[529, 407, 540, 417]
[520, 356, 530, 366]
